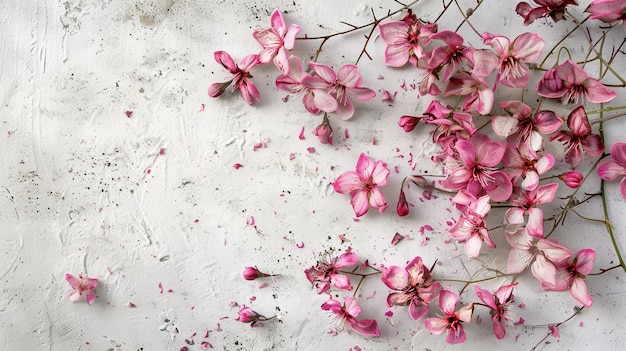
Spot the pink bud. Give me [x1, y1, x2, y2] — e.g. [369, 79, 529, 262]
[398, 115, 421, 132]
[242, 266, 271, 281]
[208, 81, 231, 97]
[312, 121, 333, 145]
[396, 189, 409, 216]
[559, 171, 583, 188]
[236, 305, 260, 323]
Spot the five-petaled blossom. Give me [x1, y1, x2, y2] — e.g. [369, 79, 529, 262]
[381, 256, 443, 320]
[586, 0, 626, 26]
[504, 183, 559, 238]
[550, 106, 605, 169]
[253, 9, 301, 73]
[537, 59, 617, 104]
[542, 248, 596, 307]
[516, 0, 579, 26]
[304, 250, 358, 294]
[321, 295, 380, 337]
[424, 289, 474, 344]
[378, 11, 438, 67]
[597, 142, 626, 199]
[448, 191, 495, 258]
[65, 273, 98, 305]
[208, 51, 260, 105]
[502, 144, 555, 191]
[474, 283, 518, 339]
[331, 153, 390, 217]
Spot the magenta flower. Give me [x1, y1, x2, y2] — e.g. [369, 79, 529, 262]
[597, 142, 626, 198]
[491, 100, 563, 151]
[443, 134, 513, 202]
[243, 266, 276, 281]
[236, 305, 275, 327]
[396, 188, 410, 216]
[502, 144, 555, 190]
[398, 115, 421, 132]
[208, 51, 260, 105]
[586, 0, 626, 26]
[479, 32, 544, 88]
[516, 0, 579, 26]
[543, 248, 596, 307]
[560, 171, 584, 188]
[381, 256, 443, 320]
[424, 289, 474, 344]
[448, 191, 495, 258]
[252, 9, 301, 72]
[504, 183, 559, 238]
[537, 60, 616, 104]
[304, 250, 358, 294]
[331, 153, 390, 217]
[474, 283, 518, 339]
[378, 16, 438, 67]
[302, 63, 376, 120]
[550, 106, 605, 169]
[321, 296, 380, 337]
[65, 273, 98, 305]
[275, 56, 338, 114]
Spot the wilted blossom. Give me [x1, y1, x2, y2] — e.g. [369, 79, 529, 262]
[381, 256, 443, 320]
[208, 51, 260, 105]
[597, 142, 626, 199]
[276, 56, 338, 114]
[424, 289, 474, 344]
[474, 283, 518, 339]
[236, 305, 275, 327]
[65, 273, 98, 305]
[331, 153, 390, 217]
[448, 190, 495, 258]
[550, 106, 605, 169]
[302, 63, 376, 120]
[559, 171, 584, 188]
[378, 11, 438, 67]
[537, 60, 617, 104]
[396, 188, 410, 216]
[516, 0, 579, 26]
[398, 115, 421, 132]
[252, 9, 301, 72]
[304, 250, 358, 294]
[586, 0, 626, 26]
[542, 248, 596, 307]
[321, 295, 380, 337]
[504, 183, 559, 238]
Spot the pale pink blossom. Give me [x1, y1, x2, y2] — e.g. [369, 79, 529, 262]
[474, 283, 518, 339]
[586, 0, 626, 26]
[550, 106, 605, 169]
[253, 9, 301, 72]
[448, 191, 495, 258]
[516, 0, 579, 26]
[537, 60, 617, 104]
[506, 229, 573, 286]
[542, 249, 596, 307]
[428, 30, 476, 81]
[331, 153, 390, 217]
[378, 12, 438, 67]
[491, 100, 563, 151]
[479, 32, 544, 88]
[321, 296, 380, 337]
[208, 51, 260, 105]
[381, 256, 443, 320]
[444, 71, 495, 115]
[502, 144, 555, 190]
[504, 183, 559, 238]
[597, 142, 626, 198]
[304, 250, 358, 294]
[302, 63, 376, 120]
[424, 289, 474, 344]
[65, 273, 98, 305]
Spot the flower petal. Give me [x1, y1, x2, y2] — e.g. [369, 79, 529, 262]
[331, 171, 362, 194]
[381, 265, 409, 290]
[570, 277, 592, 307]
[351, 190, 370, 217]
[337, 64, 363, 88]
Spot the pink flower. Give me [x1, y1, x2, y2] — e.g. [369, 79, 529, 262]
[304, 250, 358, 294]
[65, 273, 98, 305]
[378, 14, 438, 67]
[428, 30, 475, 81]
[312, 117, 334, 145]
[550, 106, 605, 169]
[537, 60, 616, 104]
[516, 0, 579, 26]
[586, 0, 626, 26]
[504, 183, 559, 238]
[331, 153, 390, 217]
[542, 249, 596, 307]
[479, 32, 544, 88]
[243, 266, 275, 280]
[424, 289, 474, 344]
[502, 144, 555, 190]
[421, 100, 476, 143]
[236, 305, 274, 327]
[597, 142, 626, 199]
[252, 9, 301, 72]
[559, 171, 584, 188]
[444, 71, 495, 115]
[321, 296, 380, 337]
[491, 100, 563, 151]
[209, 51, 260, 105]
[302, 63, 376, 120]
[398, 115, 421, 132]
[443, 134, 513, 202]
[275, 56, 338, 114]
[381, 256, 443, 320]
[448, 191, 495, 258]
[474, 283, 518, 339]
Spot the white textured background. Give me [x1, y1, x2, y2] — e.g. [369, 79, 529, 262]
[2, 0, 626, 350]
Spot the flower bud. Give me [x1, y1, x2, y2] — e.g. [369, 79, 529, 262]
[236, 305, 261, 323]
[396, 189, 409, 216]
[559, 171, 583, 188]
[398, 115, 421, 132]
[208, 81, 231, 97]
[242, 266, 271, 281]
[313, 120, 333, 145]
